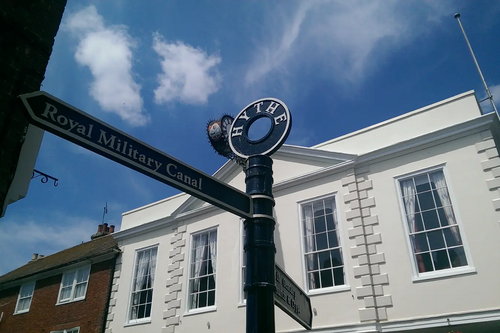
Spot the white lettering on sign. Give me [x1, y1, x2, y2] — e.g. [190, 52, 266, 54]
[166, 163, 203, 190]
[266, 101, 280, 114]
[274, 113, 287, 125]
[254, 101, 264, 113]
[275, 270, 301, 315]
[239, 110, 250, 121]
[232, 126, 244, 137]
[39, 102, 167, 174]
[41, 102, 93, 138]
[254, 101, 280, 114]
[97, 130, 163, 172]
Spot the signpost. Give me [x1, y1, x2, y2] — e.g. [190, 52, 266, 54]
[19, 91, 252, 219]
[20, 91, 313, 332]
[274, 264, 312, 330]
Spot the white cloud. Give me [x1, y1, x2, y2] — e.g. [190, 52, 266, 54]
[245, 1, 455, 86]
[0, 215, 98, 275]
[153, 32, 221, 105]
[65, 6, 148, 126]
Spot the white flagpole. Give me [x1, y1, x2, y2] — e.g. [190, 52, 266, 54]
[454, 13, 498, 114]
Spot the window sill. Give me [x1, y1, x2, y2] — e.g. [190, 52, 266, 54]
[237, 301, 246, 308]
[412, 266, 476, 283]
[184, 306, 217, 316]
[13, 310, 29, 315]
[56, 297, 86, 306]
[124, 318, 152, 327]
[307, 285, 351, 296]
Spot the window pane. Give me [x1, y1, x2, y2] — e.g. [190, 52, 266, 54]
[190, 278, 200, 293]
[414, 174, 431, 192]
[327, 231, 339, 248]
[320, 269, 333, 288]
[432, 191, 444, 207]
[449, 247, 468, 268]
[437, 208, 448, 226]
[416, 252, 433, 273]
[76, 268, 89, 283]
[414, 213, 424, 232]
[444, 227, 462, 247]
[145, 303, 152, 318]
[319, 251, 331, 269]
[305, 253, 318, 271]
[316, 233, 328, 250]
[208, 291, 216, 306]
[325, 214, 335, 231]
[208, 275, 215, 290]
[314, 216, 327, 233]
[333, 268, 344, 286]
[422, 210, 439, 230]
[324, 199, 334, 215]
[20, 284, 34, 298]
[62, 272, 75, 287]
[17, 298, 30, 311]
[413, 233, 429, 253]
[308, 272, 320, 290]
[418, 192, 435, 211]
[427, 230, 445, 250]
[331, 249, 343, 267]
[74, 283, 86, 299]
[432, 250, 451, 270]
[60, 287, 72, 301]
[138, 304, 145, 318]
[313, 201, 324, 216]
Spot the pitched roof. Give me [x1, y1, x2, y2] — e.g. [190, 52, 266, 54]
[0, 235, 118, 286]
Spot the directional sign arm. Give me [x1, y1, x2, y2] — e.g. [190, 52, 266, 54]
[274, 264, 313, 330]
[19, 91, 252, 219]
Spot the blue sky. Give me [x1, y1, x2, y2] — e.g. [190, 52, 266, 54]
[1, 0, 499, 275]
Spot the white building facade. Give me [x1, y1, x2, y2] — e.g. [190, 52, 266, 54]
[106, 90, 500, 333]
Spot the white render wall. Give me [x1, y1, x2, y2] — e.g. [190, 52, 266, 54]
[314, 90, 481, 155]
[109, 91, 500, 333]
[356, 129, 500, 322]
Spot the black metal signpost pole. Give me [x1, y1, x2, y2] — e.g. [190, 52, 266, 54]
[226, 98, 293, 333]
[244, 155, 276, 333]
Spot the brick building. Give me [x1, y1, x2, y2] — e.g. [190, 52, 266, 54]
[0, 224, 119, 333]
[0, 0, 67, 216]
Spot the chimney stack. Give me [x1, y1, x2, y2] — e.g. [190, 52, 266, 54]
[31, 253, 39, 261]
[91, 223, 115, 240]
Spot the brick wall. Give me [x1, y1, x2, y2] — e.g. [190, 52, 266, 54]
[0, 259, 116, 333]
[0, 0, 67, 215]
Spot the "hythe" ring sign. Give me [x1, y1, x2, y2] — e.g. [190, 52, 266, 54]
[228, 98, 292, 159]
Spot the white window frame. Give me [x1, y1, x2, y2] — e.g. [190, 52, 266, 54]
[56, 266, 90, 304]
[127, 244, 158, 325]
[50, 327, 80, 333]
[395, 164, 476, 282]
[185, 227, 218, 315]
[298, 193, 350, 295]
[14, 282, 35, 314]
